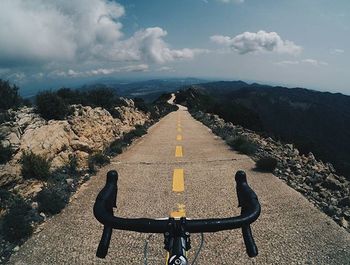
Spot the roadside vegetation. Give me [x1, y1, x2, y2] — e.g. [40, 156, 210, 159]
[0, 85, 177, 262]
[226, 136, 258, 155]
[21, 151, 51, 180]
[255, 156, 278, 172]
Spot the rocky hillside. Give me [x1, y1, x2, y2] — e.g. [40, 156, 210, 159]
[192, 111, 350, 231]
[175, 82, 350, 180]
[0, 98, 148, 187]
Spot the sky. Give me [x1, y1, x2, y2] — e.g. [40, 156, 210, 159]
[0, 0, 349, 96]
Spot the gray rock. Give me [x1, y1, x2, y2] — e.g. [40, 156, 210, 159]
[338, 197, 350, 207]
[66, 178, 74, 185]
[322, 174, 343, 191]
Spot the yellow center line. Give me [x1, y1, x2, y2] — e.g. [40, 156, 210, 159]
[175, 146, 183, 157]
[172, 169, 184, 192]
[170, 203, 186, 217]
[176, 134, 182, 141]
[177, 127, 182, 132]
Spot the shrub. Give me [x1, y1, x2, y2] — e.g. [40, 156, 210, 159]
[67, 154, 78, 173]
[255, 157, 278, 172]
[107, 139, 126, 156]
[88, 152, 110, 172]
[21, 151, 51, 180]
[133, 98, 149, 113]
[133, 124, 147, 137]
[122, 125, 148, 145]
[36, 184, 70, 215]
[226, 136, 258, 155]
[0, 144, 13, 164]
[0, 111, 12, 124]
[0, 79, 23, 112]
[86, 88, 117, 110]
[0, 189, 14, 209]
[36, 91, 70, 120]
[2, 197, 33, 242]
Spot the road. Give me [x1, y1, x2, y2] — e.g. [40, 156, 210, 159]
[9, 104, 350, 264]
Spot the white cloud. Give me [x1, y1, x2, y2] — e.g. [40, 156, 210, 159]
[276, 59, 328, 67]
[218, 0, 244, 3]
[113, 27, 204, 64]
[211, 30, 302, 55]
[331, 49, 345, 54]
[301, 59, 328, 66]
[0, 0, 201, 68]
[275, 60, 300, 66]
[156, 66, 175, 72]
[0, 0, 125, 66]
[48, 64, 149, 78]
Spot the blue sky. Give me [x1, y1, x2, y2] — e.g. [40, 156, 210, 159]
[0, 0, 349, 95]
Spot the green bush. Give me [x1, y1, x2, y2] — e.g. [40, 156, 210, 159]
[0, 79, 23, 112]
[2, 197, 33, 242]
[36, 91, 70, 120]
[133, 98, 149, 113]
[0, 111, 12, 124]
[255, 157, 278, 172]
[67, 154, 78, 173]
[226, 136, 258, 155]
[133, 124, 147, 137]
[36, 185, 69, 215]
[0, 144, 13, 164]
[0, 188, 14, 209]
[122, 125, 148, 145]
[107, 139, 126, 156]
[88, 152, 110, 172]
[21, 151, 51, 180]
[86, 88, 118, 110]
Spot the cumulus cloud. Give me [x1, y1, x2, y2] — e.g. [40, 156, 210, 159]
[211, 30, 302, 55]
[0, 0, 125, 66]
[0, 0, 200, 69]
[114, 27, 205, 64]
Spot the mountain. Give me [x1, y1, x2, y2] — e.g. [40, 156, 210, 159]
[81, 78, 207, 102]
[175, 81, 350, 179]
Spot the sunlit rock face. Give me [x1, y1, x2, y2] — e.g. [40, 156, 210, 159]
[0, 99, 149, 187]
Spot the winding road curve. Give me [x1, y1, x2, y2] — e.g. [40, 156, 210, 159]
[9, 102, 350, 264]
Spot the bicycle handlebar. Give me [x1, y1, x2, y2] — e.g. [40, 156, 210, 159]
[93, 170, 261, 258]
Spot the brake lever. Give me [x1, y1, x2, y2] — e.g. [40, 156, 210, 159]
[242, 225, 258, 257]
[96, 226, 113, 258]
[235, 170, 259, 257]
[95, 170, 119, 258]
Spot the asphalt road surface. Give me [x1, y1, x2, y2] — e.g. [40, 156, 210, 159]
[9, 105, 350, 264]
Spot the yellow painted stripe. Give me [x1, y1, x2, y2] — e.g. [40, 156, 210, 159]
[175, 146, 183, 157]
[176, 134, 182, 141]
[165, 252, 169, 265]
[170, 203, 186, 217]
[177, 127, 182, 132]
[172, 169, 184, 192]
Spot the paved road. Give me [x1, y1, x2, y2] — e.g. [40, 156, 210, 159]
[10, 105, 350, 264]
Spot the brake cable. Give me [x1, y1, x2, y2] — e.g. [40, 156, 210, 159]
[143, 232, 204, 265]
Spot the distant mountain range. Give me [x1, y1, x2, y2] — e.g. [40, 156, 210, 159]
[80, 78, 207, 102]
[175, 81, 350, 180]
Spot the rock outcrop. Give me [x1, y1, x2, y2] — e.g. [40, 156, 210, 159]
[0, 99, 149, 187]
[192, 111, 350, 231]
